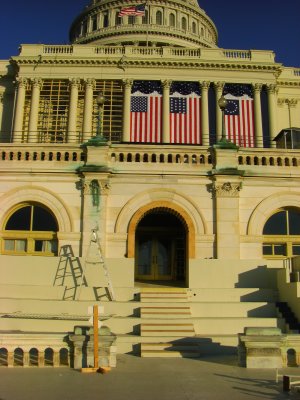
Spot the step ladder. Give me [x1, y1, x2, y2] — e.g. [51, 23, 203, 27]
[77, 229, 115, 301]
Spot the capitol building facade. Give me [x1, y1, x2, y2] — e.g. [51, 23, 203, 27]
[0, 0, 300, 367]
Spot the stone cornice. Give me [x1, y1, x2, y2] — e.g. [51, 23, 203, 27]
[11, 57, 280, 73]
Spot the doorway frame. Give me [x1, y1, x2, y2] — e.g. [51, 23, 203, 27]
[127, 201, 196, 284]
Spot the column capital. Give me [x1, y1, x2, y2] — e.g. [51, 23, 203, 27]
[214, 81, 225, 91]
[31, 78, 43, 89]
[211, 182, 242, 198]
[199, 81, 210, 90]
[162, 79, 172, 90]
[69, 78, 81, 88]
[122, 79, 133, 89]
[84, 78, 96, 89]
[266, 83, 277, 94]
[16, 77, 28, 88]
[252, 83, 263, 92]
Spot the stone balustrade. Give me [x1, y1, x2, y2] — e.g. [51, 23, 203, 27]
[0, 333, 70, 367]
[16, 44, 278, 65]
[2, 144, 300, 172]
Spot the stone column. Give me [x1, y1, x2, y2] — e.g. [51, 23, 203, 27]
[200, 81, 210, 146]
[122, 79, 133, 142]
[213, 177, 242, 259]
[0, 93, 4, 138]
[38, 351, 44, 367]
[82, 79, 95, 142]
[67, 78, 80, 143]
[7, 351, 14, 367]
[13, 78, 28, 142]
[214, 81, 225, 142]
[23, 351, 30, 367]
[53, 351, 60, 367]
[28, 78, 42, 143]
[252, 83, 263, 148]
[267, 84, 278, 146]
[162, 79, 171, 143]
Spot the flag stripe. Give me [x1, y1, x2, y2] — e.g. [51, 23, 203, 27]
[130, 95, 162, 143]
[170, 96, 202, 144]
[224, 96, 255, 147]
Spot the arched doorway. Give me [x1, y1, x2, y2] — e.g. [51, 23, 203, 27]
[135, 209, 187, 283]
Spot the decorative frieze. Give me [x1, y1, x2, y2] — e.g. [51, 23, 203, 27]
[211, 182, 242, 197]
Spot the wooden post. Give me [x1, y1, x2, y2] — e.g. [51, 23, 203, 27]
[93, 305, 99, 369]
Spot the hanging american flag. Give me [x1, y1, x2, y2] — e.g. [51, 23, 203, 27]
[170, 82, 202, 144]
[118, 4, 146, 17]
[223, 84, 255, 147]
[130, 81, 162, 143]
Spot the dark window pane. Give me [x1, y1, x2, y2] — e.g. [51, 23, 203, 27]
[288, 210, 300, 235]
[263, 211, 287, 235]
[5, 206, 31, 230]
[292, 244, 300, 255]
[263, 244, 272, 255]
[274, 244, 286, 255]
[32, 206, 58, 231]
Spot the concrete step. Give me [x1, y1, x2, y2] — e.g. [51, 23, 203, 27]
[140, 288, 187, 303]
[141, 341, 199, 358]
[141, 323, 195, 337]
[140, 306, 191, 318]
[187, 288, 278, 302]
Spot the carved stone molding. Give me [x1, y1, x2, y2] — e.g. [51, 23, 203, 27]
[252, 83, 263, 92]
[122, 79, 133, 89]
[211, 182, 242, 197]
[214, 81, 225, 92]
[84, 78, 96, 89]
[162, 79, 172, 90]
[266, 84, 278, 94]
[200, 81, 210, 90]
[31, 78, 43, 89]
[17, 77, 28, 88]
[277, 98, 298, 107]
[80, 178, 111, 196]
[69, 78, 81, 89]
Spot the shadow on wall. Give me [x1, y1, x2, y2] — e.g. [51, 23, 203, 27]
[236, 265, 278, 289]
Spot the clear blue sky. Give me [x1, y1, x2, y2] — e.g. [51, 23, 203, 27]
[0, 0, 299, 67]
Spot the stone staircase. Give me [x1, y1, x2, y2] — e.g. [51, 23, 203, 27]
[140, 288, 198, 357]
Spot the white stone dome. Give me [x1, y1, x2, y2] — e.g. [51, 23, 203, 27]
[69, 0, 218, 48]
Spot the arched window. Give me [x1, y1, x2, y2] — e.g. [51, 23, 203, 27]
[192, 21, 197, 33]
[169, 13, 175, 27]
[103, 13, 109, 28]
[262, 207, 300, 258]
[3, 203, 58, 256]
[181, 17, 187, 31]
[156, 10, 163, 25]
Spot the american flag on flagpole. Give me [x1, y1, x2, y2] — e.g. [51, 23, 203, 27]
[223, 84, 255, 147]
[118, 4, 146, 17]
[130, 81, 162, 143]
[169, 82, 202, 144]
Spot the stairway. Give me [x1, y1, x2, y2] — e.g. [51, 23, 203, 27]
[140, 288, 199, 358]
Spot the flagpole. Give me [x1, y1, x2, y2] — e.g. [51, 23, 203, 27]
[146, 0, 149, 48]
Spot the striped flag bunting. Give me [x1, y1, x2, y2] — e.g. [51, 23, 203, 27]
[170, 82, 202, 144]
[130, 81, 162, 143]
[223, 84, 255, 147]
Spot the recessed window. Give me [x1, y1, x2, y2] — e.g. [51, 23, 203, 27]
[263, 208, 300, 258]
[3, 203, 58, 256]
[156, 11, 163, 25]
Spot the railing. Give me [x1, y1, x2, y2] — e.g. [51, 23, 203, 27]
[0, 145, 86, 163]
[16, 44, 279, 65]
[2, 144, 300, 170]
[223, 50, 251, 59]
